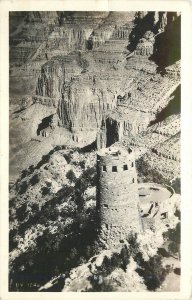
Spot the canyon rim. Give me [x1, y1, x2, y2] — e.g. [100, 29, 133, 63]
[8, 10, 182, 293]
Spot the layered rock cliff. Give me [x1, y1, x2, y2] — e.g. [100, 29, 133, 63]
[31, 11, 181, 144]
[9, 11, 181, 292]
[9, 11, 181, 180]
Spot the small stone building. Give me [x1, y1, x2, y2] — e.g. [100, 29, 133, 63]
[96, 147, 142, 246]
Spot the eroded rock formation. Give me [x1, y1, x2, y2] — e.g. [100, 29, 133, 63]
[9, 11, 181, 180]
[9, 11, 181, 292]
[30, 11, 180, 144]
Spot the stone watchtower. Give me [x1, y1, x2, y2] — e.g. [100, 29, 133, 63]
[96, 147, 142, 245]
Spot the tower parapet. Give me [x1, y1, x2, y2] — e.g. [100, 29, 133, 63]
[96, 147, 142, 245]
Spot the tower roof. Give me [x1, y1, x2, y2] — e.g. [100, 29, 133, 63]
[97, 146, 133, 158]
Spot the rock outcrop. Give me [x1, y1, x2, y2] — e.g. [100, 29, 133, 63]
[9, 11, 181, 179]
[10, 11, 181, 142]
[31, 11, 180, 143]
[134, 31, 155, 56]
[9, 11, 181, 292]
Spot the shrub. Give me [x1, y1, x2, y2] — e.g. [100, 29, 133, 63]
[136, 255, 170, 290]
[63, 152, 73, 164]
[45, 181, 51, 187]
[54, 145, 66, 152]
[30, 174, 40, 186]
[79, 161, 86, 169]
[163, 223, 180, 258]
[136, 156, 168, 185]
[175, 208, 181, 220]
[17, 203, 27, 221]
[56, 185, 74, 201]
[9, 229, 19, 251]
[28, 165, 35, 173]
[41, 186, 50, 196]
[171, 178, 181, 194]
[66, 170, 77, 182]
[31, 203, 39, 213]
[19, 181, 28, 194]
[36, 154, 50, 169]
[21, 169, 28, 179]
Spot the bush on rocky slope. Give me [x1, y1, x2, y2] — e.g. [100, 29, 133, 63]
[44, 234, 172, 292]
[9, 145, 179, 291]
[9, 146, 97, 291]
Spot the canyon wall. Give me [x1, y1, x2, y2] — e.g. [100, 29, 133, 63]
[10, 11, 181, 147]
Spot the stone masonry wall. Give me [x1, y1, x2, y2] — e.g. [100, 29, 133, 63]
[97, 148, 142, 245]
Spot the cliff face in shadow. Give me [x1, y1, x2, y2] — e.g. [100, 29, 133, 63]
[9, 11, 181, 292]
[152, 15, 181, 71]
[30, 11, 181, 144]
[127, 12, 156, 52]
[9, 11, 181, 176]
[149, 84, 181, 126]
[127, 12, 181, 71]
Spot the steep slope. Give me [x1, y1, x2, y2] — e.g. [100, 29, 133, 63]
[9, 11, 181, 292]
[9, 145, 180, 292]
[9, 11, 181, 182]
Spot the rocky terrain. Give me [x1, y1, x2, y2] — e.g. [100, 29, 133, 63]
[9, 11, 181, 292]
[9, 145, 180, 291]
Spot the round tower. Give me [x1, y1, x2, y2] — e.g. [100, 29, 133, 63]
[96, 146, 142, 245]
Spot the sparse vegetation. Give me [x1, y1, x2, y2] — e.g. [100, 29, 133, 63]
[66, 170, 77, 182]
[18, 181, 28, 194]
[136, 156, 171, 185]
[9, 10, 181, 292]
[171, 177, 181, 194]
[30, 174, 40, 186]
[163, 222, 180, 258]
[9, 143, 180, 292]
[63, 152, 73, 164]
[41, 186, 50, 196]
[9, 147, 98, 291]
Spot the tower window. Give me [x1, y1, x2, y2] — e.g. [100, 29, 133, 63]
[102, 165, 106, 172]
[112, 166, 117, 172]
[104, 204, 108, 208]
[123, 164, 128, 171]
[132, 162, 134, 167]
[132, 178, 135, 183]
